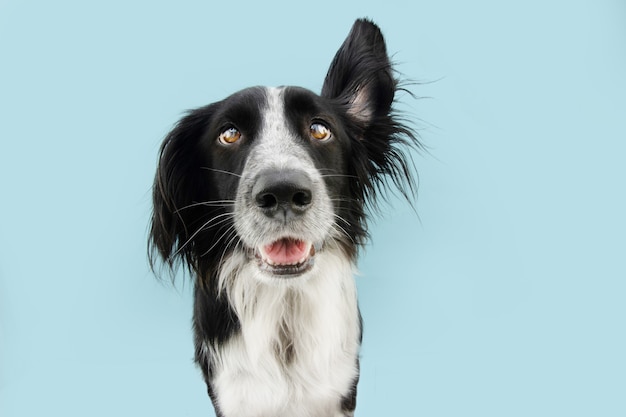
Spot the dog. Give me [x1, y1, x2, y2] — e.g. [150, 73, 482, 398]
[149, 18, 418, 417]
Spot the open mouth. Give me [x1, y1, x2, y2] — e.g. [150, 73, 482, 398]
[255, 238, 315, 276]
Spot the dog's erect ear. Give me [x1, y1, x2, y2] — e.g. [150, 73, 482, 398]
[321, 19, 395, 124]
[321, 19, 419, 222]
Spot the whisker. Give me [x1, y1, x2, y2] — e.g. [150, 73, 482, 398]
[198, 215, 235, 230]
[200, 167, 242, 178]
[332, 213, 351, 226]
[174, 200, 235, 213]
[201, 225, 238, 258]
[174, 212, 234, 257]
[329, 197, 360, 204]
[320, 174, 359, 179]
[331, 223, 356, 245]
[217, 230, 242, 266]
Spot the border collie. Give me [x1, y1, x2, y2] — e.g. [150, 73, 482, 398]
[149, 18, 418, 417]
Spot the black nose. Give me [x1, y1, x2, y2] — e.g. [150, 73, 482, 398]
[252, 169, 313, 221]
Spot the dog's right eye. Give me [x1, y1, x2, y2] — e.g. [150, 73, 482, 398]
[218, 127, 242, 144]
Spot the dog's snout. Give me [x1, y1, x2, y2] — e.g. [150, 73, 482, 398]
[252, 169, 313, 220]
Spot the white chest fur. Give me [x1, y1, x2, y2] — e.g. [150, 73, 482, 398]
[209, 249, 361, 417]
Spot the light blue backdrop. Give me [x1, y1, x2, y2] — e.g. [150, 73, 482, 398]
[1, 1, 624, 416]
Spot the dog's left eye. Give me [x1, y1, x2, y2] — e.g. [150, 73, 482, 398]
[218, 127, 242, 144]
[310, 122, 331, 141]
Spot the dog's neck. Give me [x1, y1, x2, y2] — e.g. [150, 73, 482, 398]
[209, 247, 361, 416]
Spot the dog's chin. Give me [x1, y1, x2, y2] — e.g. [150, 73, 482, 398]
[253, 237, 317, 279]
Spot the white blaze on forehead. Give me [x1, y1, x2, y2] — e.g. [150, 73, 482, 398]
[253, 87, 308, 169]
[263, 87, 288, 137]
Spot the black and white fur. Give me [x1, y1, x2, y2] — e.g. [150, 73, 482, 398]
[149, 19, 418, 417]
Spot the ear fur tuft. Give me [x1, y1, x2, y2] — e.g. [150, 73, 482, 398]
[321, 18, 396, 124]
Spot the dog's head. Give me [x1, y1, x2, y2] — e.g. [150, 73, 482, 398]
[149, 19, 418, 285]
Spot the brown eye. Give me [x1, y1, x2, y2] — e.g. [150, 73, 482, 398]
[310, 122, 331, 141]
[218, 127, 241, 144]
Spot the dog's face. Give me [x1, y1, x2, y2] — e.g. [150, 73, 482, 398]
[150, 20, 416, 286]
[195, 86, 352, 282]
[230, 87, 349, 280]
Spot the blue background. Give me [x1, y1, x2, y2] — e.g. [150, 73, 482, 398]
[1, 1, 625, 416]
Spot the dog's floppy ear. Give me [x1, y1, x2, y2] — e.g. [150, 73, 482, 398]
[321, 18, 395, 125]
[149, 107, 212, 273]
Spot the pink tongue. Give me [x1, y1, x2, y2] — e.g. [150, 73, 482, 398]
[263, 238, 308, 265]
